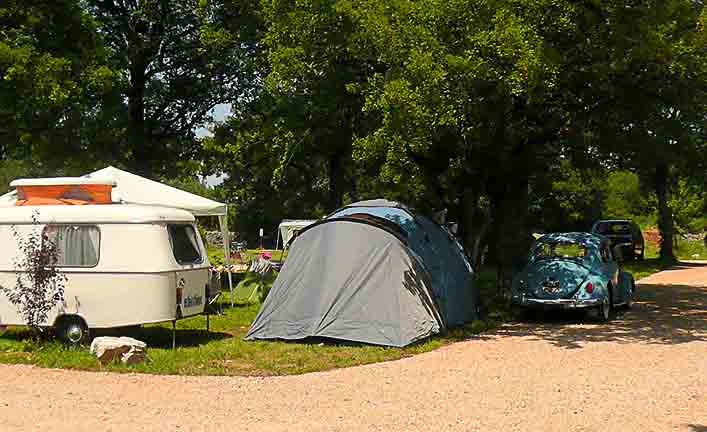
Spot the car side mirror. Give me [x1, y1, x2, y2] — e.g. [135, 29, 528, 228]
[612, 245, 623, 262]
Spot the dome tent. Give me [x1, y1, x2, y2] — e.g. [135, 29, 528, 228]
[246, 199, 479, 347]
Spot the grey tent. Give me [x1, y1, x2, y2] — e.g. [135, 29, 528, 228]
[246, 200, 479, 347]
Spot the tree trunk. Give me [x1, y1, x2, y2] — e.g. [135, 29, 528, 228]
[488, 169, 531, 293]
[654, 162, 676, 263]
[460, 186, 491, 270]
[328, 151, 347, 209]
[128, 59, 152, 179]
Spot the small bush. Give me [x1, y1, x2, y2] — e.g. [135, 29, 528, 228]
[0, 213, 66, 337]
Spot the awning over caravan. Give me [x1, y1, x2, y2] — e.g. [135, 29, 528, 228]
[84, 167, 227, 216]
[2, 166, 234, 301]
[2, 167, 227, 217]
[83, 167, 233, 298]
[0, 190, 17, 207]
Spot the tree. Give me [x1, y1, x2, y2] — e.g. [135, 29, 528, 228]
[338, 0, 600, 281]
[530, 159, 608, 233]
[0, 0, 117, 174]
[203, 94, 333, 245]
[581, 1, 706, 262]
[84, 0, 260, 179]
[0, 160, 34, 194]
[257, 0, 382, 208]
[604, 171, 650, 220]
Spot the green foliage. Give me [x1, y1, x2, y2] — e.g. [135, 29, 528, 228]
[604, 171, 651, 220]
[670, 178, 706, 233]
[0, 214, 66, 335]
[1, 0, 705, 271]
[580, 0, 706, 261]
[0, 160, 32, 193]
[232, 269, 277, 304]
[207, 245, 225, 266]
[0, 0, 117, 173]
[675, 236, 707, 260]
[537, 159, 606, 230]
[203, 94, 333, 244]
[82, 0, 261, 178]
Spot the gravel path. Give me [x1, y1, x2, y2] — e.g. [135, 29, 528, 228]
[1, 264, 705, 432]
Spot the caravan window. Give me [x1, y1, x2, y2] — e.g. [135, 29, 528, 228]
[44, 225, 101, 267]
[168, 225, 203, 265]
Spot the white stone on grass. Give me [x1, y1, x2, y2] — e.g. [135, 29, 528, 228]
[90, 336, 148, 365]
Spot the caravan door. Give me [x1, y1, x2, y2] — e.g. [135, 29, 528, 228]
[168, 224, 208, 318]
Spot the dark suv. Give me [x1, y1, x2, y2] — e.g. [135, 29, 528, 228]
[590, 219, 645, 260]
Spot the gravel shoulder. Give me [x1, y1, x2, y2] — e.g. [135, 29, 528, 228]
[1, 264, 705, 432]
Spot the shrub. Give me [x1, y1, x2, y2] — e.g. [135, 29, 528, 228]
[0, 212, 66, 337]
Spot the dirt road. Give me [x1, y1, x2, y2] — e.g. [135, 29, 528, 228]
[1, 264, 705, 432]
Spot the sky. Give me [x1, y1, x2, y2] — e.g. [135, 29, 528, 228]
[196, 103, 232, 138]
[197, 103, 232, 186]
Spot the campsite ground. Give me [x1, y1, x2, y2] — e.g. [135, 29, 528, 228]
[0, 262, 704, 431]
[0, 258, 673, 376]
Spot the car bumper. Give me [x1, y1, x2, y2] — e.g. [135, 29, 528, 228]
[511, 295, 602, 309]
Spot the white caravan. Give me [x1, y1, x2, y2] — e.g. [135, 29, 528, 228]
[0, 204, 214, 343]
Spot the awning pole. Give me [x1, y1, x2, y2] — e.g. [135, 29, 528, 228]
[219, 213, 234, 307]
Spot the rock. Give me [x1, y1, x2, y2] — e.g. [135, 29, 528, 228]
[90, 336, 148, 365]
[121, 346, 148, 365]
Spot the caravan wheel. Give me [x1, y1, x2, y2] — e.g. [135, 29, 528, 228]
[55, 316, 90, 345]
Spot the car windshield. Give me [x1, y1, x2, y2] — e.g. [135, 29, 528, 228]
[595, 222, 631, 235]
[533, 242, 588, 260]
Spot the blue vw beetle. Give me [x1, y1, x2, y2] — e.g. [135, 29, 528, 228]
[510, 232, 635, 321]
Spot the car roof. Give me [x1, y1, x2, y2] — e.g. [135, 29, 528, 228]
[536, 232, 604, 248]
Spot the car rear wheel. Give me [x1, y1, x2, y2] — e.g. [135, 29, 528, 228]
[510, 305, 525, 321]
[624, 279, 635, 310]
[596, 291, 613, 322]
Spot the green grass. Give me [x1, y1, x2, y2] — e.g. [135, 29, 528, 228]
[0, 274, 499, 376]
[622, 259, 667, 280]
[207, 246, 285, 266]
[675, 236, 707, 260]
